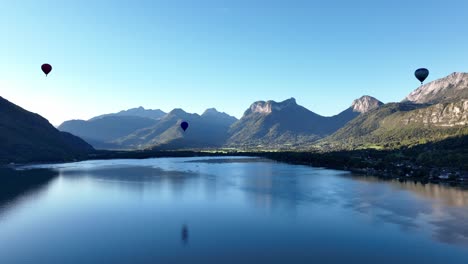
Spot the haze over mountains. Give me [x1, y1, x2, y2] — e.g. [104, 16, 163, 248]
[58, 107, 167, 148]
[90, 106, 166, 121]
[114, 108, 238, 149]
[58, 116, 159, 149]
[59, 107, 239, 149]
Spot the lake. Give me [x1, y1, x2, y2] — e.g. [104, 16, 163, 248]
[1, 156, 467, 263]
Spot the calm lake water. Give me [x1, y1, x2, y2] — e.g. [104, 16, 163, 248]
[1, 156, 468, 263]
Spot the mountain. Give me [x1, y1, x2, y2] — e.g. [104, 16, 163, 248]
[90, 106, 166, 120]
[325, 73, 468, 150]
[0, 96, 94, 163]
[403, 72, 468, 104]
[324, 96, 383, 134]
[201, 108, 238, 125]
[352, 95, 384, 113]
[325, 102, 467, 149]
[59, 107, 238, 150]
[113, 108, 238, 149]
[227, 96, 381, 148]
[227, 98, 324, 147]
[58, 116, 159, 149]
[57, 96, 384, 151]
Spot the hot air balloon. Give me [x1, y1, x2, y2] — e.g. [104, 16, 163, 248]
[415, 68, 429, 84]
[181, 121, 189, 132]
[41, 64, 52, 76]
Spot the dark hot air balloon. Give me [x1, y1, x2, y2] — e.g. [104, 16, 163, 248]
[41, 64, 52, 76]
[415, 68, 429, 84]
[180, 121, 189, 132]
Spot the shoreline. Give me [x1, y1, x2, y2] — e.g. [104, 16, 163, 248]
[255, 152, 468, 188]
[3, 148, 467, 188]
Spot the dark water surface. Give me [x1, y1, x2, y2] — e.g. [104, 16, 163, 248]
[1, 157, 467, 263]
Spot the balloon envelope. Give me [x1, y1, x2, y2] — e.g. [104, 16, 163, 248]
[41, 64, 52, 76]
[180, 121, 189, 131]
[415, 68, 429, 84]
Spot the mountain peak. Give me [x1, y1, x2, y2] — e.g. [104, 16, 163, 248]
[168, 108, 188, 115]
[118, 106, 145, 113]
[275, 97, 296, 104]
[449, 72, 466, 78]
[403, 72, 468, 104]
[202, 108, 219, 115]
[249, 98, 298, 114]
[202, 108, 238, 124]
[90, 106, 166, 121]
[351, 95, 383, 113]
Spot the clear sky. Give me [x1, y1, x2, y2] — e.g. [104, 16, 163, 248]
[1, 0, 468, 125]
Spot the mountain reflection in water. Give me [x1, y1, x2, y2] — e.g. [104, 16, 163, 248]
[0, 157, 467, 264]
[344, 174, 468, 245]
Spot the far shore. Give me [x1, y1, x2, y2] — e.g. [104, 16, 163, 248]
[2, 148, 467, 188]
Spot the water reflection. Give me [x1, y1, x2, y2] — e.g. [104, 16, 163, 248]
[1, 158, 467, 264]
[341, 174, 468, 246]
[237, 164, 344, 213]
[351, 175, 468, 207]
[57, 165, 200, 195]
[58, 165, 199, 182]
[0, 168, 57, 218]
[181, 224, 189, 245]
[185, 157, 270, 164]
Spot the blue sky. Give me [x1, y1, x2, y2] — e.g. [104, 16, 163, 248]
[1, 0, 468, 125]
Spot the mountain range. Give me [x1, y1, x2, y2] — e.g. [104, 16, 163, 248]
[1, 72, 466, 164]
[227, 96, 382, 148]
[59, 107, 238, 149]
[324, 72, 468, 150]
[59, 95, 382, 150]
[57, 72, 467, 150]
[90, 106, 166, 120]
[114, 108, 238, 149]
[58, 116, 160, 149]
